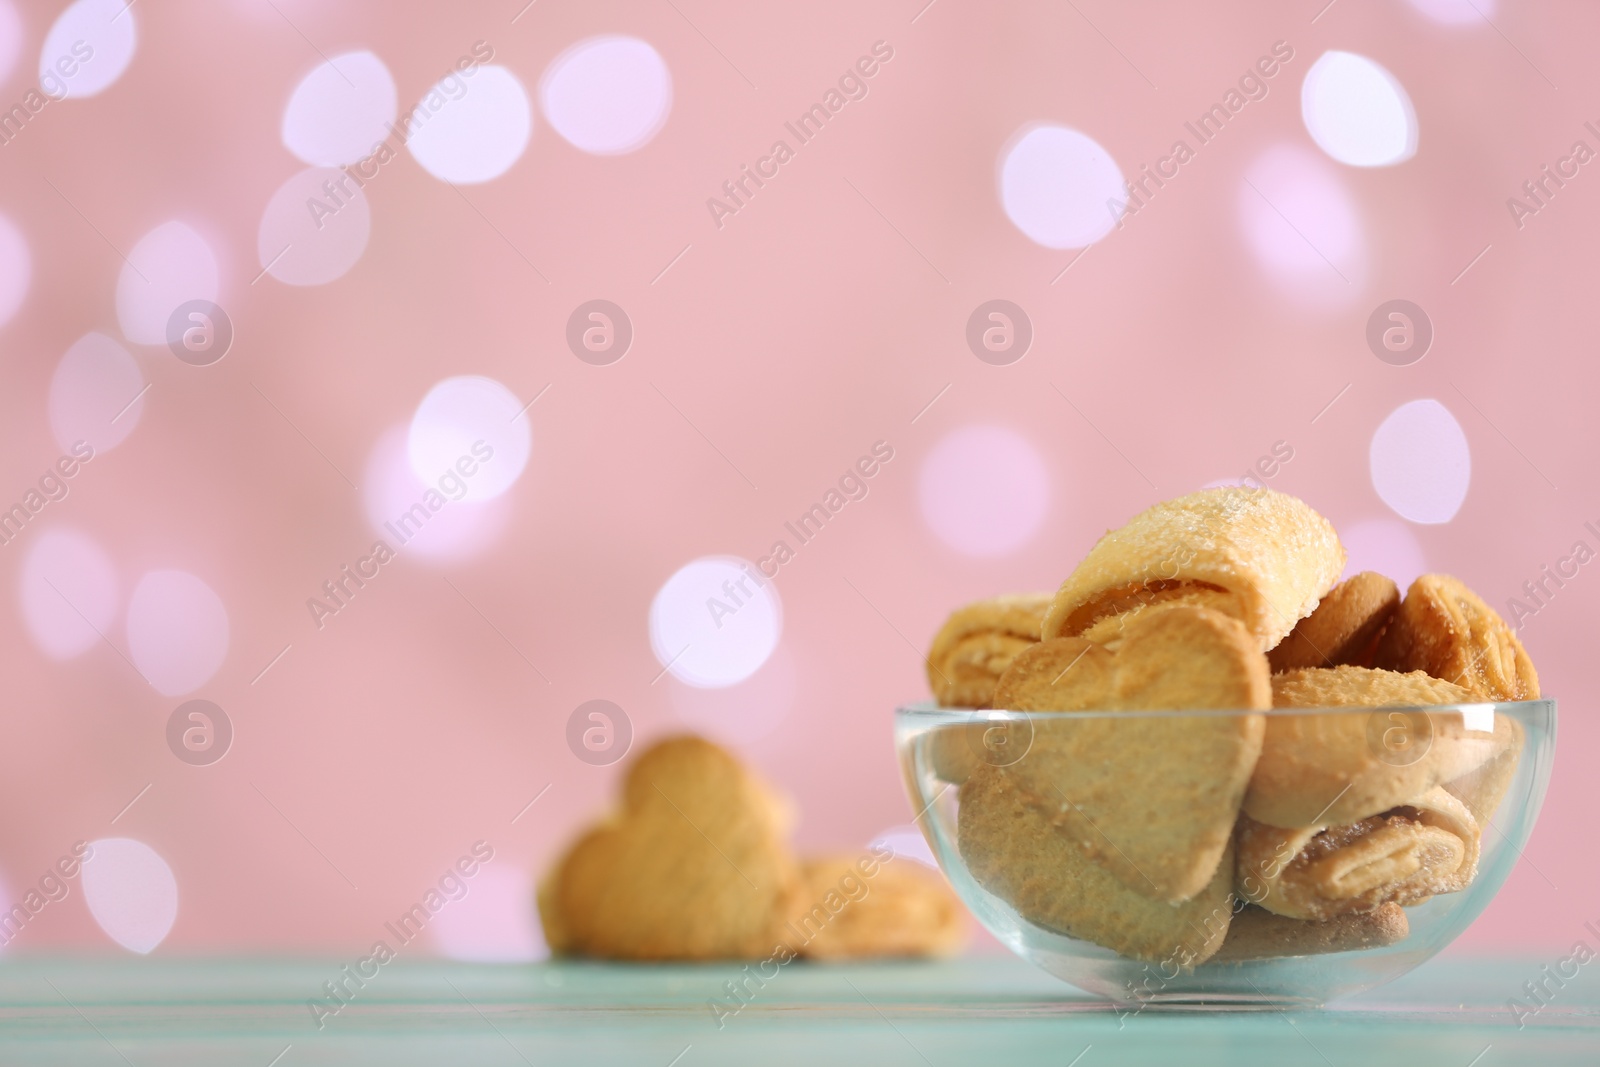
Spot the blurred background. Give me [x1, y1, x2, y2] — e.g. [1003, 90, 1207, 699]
[0, 0, 1592, 962]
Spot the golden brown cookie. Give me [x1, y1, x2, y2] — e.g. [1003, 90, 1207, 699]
[538, 736, 804, 960]
[1246, 666, 1497, 829]
[1373, 575, 1540, 701]
[795, 853, 967, 959]
[988, 605, 1268, 904]
[959, 765, 1235, 966]
[1209, 903, 1409, 963]
[1041, 487, 1345, 653]
[926, 593, 1053, 708]
[1252, 667, 1460, 825]
[1237, 786, 1478, 921]
[1269, 572, 1400, 672]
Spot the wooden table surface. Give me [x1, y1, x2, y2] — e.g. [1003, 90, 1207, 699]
[0, 954, 1592, 1065]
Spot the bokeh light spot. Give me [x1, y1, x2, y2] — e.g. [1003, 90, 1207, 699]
[919, 425, 1050, 557]
[406, 65, 531, 183]
[282, 50, 397, 166]
[116, 221, 219, 346]
[82, 838, 178, 954]
[999, 124, 1125, 249]
[1370, 399, 1471, 524]
[40, 0, 136, 99]
[650, 556, 781, 689]
[20, 527, 118, 660]
[364, 423, 509, 562]
[257, 166, 371, 286]
[126, 570, 230, 697]
[48, 332, 144, 455]
[1302, 51, 1418, 167]
[1239, 143, 1365, 305]
[407, 377, 531, 504]
[540, 36, 671, 155]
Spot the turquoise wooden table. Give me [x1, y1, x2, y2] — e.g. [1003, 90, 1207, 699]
[0, 955, 1592, 1065]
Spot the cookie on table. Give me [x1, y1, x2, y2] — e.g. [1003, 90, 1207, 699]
[539, 736, 804, 960]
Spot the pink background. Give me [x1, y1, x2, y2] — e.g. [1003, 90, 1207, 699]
[0, 0, 1593, 959]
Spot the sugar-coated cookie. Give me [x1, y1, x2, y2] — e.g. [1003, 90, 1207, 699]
[926, 593, 1053, 708]
[959, 765, 1234, 966]
[1374, 575, 1539, 701]
[988, 605, 1267, 904]
[1237, 786, 1478, 921]
[1041, 487, 1345, 653]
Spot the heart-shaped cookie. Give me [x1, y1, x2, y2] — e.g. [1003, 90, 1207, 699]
[538, 735, 804, 960]
[989, 604, 1269, 903]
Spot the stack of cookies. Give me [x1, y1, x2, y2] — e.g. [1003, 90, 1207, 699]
[538, 735, 968, 961]
[926, 487, 1537, 968]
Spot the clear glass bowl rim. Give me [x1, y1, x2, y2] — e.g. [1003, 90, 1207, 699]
[895, 698, 1555, 721]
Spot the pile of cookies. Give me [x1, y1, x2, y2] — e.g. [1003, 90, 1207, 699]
[538, 735, 967, 961]
[925, 487, 1538, 968]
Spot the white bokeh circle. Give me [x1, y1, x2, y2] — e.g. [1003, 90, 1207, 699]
[407, 377, 531, 504]
[1408, 0, 1494, 25]
[282, 50, 397, 166]
[999, 124, 1125, 249]
[1370, 399, 1471, 525]
[406, 65, 531, 183]
[82, 838, 178, 954]
[258, 166, 371, 286]
[650, 556, 781, 689]
[49, 332, 144, 455]
[668, 641, 796, 745]
[365, 423, 509, 561]
[1239, 143, 1365, 304]
[40, 0, 136, 100]
[116, 221, 219, 345]
[540, 36, 671, 155]
[20, 527, 118, 660]
[0, 212, 30, 329]
[919, 425, 1050, 557]
[429, 865, 547, 962]
[126, 570, 230, 696]
[1302, 51, 1418, 168]
[1341, 517, 1428, 592]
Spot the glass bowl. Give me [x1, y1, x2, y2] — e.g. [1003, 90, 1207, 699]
[896, 699, 1555, 1007]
